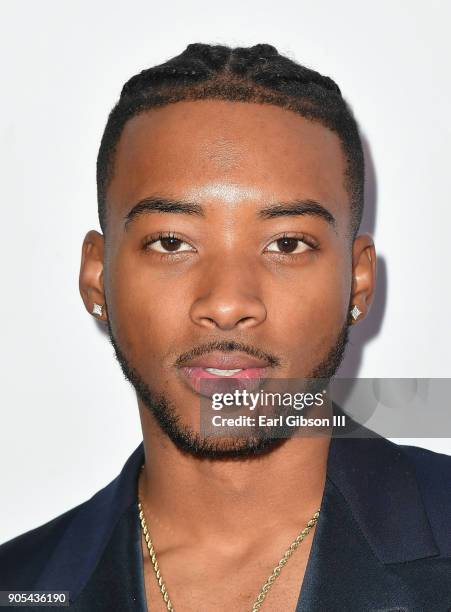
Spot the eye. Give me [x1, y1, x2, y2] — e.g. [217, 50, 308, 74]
[142, 232, 195, 254]
[265, 234, 318, 255]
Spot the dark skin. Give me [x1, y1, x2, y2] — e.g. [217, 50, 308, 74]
[79, 100, 376, 611]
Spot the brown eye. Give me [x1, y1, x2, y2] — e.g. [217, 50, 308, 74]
[266, 236, 313, 254]
[159, 236, 183, 252]
[276, 237, 300, 253]
[143, 233, 195, 254]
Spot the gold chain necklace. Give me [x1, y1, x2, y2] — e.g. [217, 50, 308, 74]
[137, 477, 320, 611]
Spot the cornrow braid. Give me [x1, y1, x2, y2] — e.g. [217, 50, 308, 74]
[97, 43, 364, 240]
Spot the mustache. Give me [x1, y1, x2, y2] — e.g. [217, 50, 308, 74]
[174, 339, 280, 368]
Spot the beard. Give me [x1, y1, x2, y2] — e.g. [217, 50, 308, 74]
[106, 316, 350, 460]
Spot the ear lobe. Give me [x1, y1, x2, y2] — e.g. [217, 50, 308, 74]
[79, 230, 108, 320]
[350, 233, 377, 323]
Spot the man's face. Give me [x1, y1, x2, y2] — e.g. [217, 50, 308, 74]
[90, 100, 360, 456]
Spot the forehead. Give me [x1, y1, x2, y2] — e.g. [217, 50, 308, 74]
[106, 99, 349, 222]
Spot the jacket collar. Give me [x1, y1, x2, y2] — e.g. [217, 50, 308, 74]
[35, 416, 440, 602]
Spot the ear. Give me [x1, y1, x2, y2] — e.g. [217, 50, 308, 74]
[349, 233, 376, 325]
[79, 230, 108, 322]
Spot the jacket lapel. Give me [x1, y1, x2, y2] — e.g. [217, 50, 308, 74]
[296, 426, 441, 611]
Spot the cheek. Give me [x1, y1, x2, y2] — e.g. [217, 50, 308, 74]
[105, 253, 186, 360]
[270, 256, 351, 346]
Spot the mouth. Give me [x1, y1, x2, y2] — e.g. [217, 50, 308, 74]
[176, 352, 271, 396]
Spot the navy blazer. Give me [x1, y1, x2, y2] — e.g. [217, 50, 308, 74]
[1, 422, 451, 611]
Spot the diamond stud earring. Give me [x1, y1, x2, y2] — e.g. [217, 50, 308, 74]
[350, 304, 362, 321]
[92, 303, 103, 317]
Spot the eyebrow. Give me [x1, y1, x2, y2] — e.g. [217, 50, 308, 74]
[258, 199, 336, 229]
[124, 197, 204, 230]
[123, 196, 337, 231]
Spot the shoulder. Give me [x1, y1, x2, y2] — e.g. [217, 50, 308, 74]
[397, 442, 451, 552]
[398, 442, 451, 490]
[399, 441, 451, 464]
[0, 503, 83, 590]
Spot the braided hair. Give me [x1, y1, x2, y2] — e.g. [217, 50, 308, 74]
[97, 43, 364, 239]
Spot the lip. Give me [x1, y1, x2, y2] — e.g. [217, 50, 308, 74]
[179, 366, 269, 396]
[176, 352, 271, 397]
[180, 351, 270, 370]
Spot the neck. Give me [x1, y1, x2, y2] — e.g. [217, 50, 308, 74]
[137, 401, 330, 551]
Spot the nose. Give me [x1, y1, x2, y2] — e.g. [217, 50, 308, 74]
[189, 259, 267, 331]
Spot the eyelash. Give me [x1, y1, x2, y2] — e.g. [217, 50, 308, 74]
[141, 231, 194, 261]
[141, 231, 319, 260]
